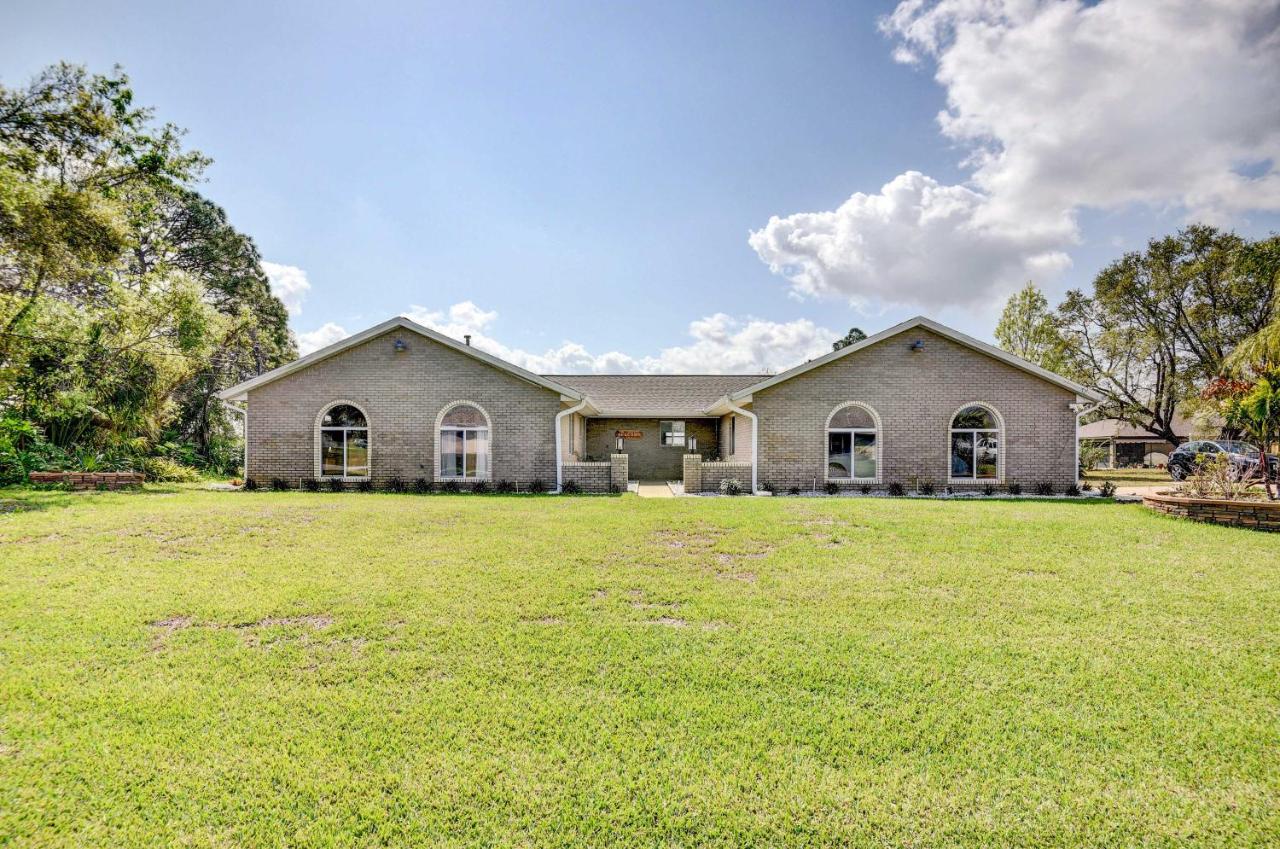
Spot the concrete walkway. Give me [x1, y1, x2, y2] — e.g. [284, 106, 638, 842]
[636, 480, 675, 498]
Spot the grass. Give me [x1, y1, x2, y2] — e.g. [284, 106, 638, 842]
[1, 487, 1277, 847]
[1083, 467, 1171, 487]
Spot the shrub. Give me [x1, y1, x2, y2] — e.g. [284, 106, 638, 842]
[472, 480, 490, 494]
[1007, 481, 1022, 496]
[495, 479, 515, 494]
[243, 478, 259, 491]
[386, 476, 406, 493]
[787, 486, 801, 496]
[440, 479, 460, 494]
[1178, 452, 1255, 500]
[1081, 481, 1094, 492]
[301, 478, 320, 492]
[982, 483, 995, 496]
[355, 479, 374, 493]
[1099, 480, 1116, 498]
[887, 482, 905, 497]
[1064, 483, 1081, 497]
[561, 480, 581, 494]
[919, 481, 935, 496]
[859, 485, 870, 495]
[326, 478, 344, 493]
[140, 456, 202, 483]
[1034, 481, 1054, 496]
[412, 478, 431, 494]
[270, 477, 290, 492]
[723, 478, 745, 496]
[528, 479, 547, 494]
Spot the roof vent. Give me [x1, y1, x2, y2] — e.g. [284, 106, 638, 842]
[464, 334, 472, 346]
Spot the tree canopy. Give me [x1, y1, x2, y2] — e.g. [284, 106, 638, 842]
[0, 63, 294, 481]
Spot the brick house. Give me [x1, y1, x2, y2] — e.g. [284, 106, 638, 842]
[219, 315, 1100, 493]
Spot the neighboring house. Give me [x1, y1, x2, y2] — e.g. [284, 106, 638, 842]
[218, 315, 1100, 493]
[1078, 412, 1215, 469]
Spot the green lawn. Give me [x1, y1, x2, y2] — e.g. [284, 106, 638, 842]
[2, 488, 1277, 847]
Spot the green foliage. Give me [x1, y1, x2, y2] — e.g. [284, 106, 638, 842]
[139, 456, 201, 482]
[1099, 481, 1117, 498]
[0, 64, 294, 478]
[994, 282, 1065, 371]
[722, 478, 745, 496]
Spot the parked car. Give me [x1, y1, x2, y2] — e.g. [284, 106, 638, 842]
[1167, 440, 1279, 481]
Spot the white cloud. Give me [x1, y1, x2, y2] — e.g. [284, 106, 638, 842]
[753, 0, 1280, 309]
[262, 262, 312, 316]
[749, 171, 1071, 309]
[400, 302, 838, 374]
[296, 321, 349, 356]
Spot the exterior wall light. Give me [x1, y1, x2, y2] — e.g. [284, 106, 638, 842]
[393, 338, 407, 352]
[910, 340, 925, 352]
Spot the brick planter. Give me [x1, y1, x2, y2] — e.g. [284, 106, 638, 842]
[1142, 491, 1280, 532]
[28, 471, 145, 490]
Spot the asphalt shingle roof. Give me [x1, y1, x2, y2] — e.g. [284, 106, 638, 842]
[542, 374, 769, 416]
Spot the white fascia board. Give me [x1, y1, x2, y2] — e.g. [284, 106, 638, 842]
[218, 316, 585, 402]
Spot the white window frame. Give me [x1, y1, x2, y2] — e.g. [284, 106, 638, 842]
[660, 420, 686, 448]
[825, 402, 881, 483]
[947, 402, 1004, 484]
[314, 400, 371, 480]
[434, 400, 493, 481]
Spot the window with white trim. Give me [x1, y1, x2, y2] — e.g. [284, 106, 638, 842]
[319, 404, 369, 477]
[439, 404, 490, 479]
[950, 405, 999, 480]
[827, 404, 877, 480]
[660, 420, 685, 447]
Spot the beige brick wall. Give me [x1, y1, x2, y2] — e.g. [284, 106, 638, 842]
[717, 412, 752, 461]
[750, 328, 1078, 491]
[245, 329, 561, 487]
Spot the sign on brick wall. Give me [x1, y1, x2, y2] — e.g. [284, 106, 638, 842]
[615, 430, 643, 440]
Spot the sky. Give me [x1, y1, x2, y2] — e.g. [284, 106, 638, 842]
[4, 0, 1279, 373]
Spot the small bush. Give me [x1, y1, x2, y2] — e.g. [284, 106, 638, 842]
[243, 478, 259, 491]
[355, 479, 374, 493]
[1034, 481, 1054, 496]
[412, 477, 431, 494]
[301, 478, 320, 492]
[327, 478, 344, 493]
[561, 480, 581, 494]
[887, 482, 905, 497]
[859, 485, 870, 495]
[1081, 481, 1093, 492]
[723, 478, 745, 496]
[472, 480, 490, 494]
[1099, 480, 1116, 498]
[440, 479, 461, 494]
[1064, 483, 1081, 497]
[140, 456, 202, 483]
[787, 486, 801, 496]
[1007, 481, 1022, 496]
[982, 483, 995, 497]
[386, 476, 406, 493]
[270, 477, 290, 492]
[528, 479, 547, 494]
[495, 479, 515, 494]
[919, 481, 935, 496]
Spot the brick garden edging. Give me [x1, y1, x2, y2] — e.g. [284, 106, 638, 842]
[28, 471, 145, 490]
[1142, 491, 1280, 532]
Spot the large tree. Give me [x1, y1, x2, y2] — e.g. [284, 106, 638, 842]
[994, 282, 1065, 371]
[0, 64, 294, 476]
[1053, 225, 1278, 444]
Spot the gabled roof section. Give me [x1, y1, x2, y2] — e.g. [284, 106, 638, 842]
[728, 315, 1102, 402]
[544, 374, 767, 417]
[217, 316, 584, 402]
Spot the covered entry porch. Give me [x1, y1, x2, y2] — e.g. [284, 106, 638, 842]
[585, 417, 719, 480]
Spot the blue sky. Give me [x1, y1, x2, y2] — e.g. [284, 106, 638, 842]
[4, 0, 1278, 372]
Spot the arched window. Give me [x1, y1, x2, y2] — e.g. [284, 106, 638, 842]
[438, 402, 490, 480]
[950, 404, 1001, 480]
[827, 403, 880, 481]
[319, 403, 369, 478]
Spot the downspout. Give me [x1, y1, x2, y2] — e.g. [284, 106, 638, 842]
[725, 399, 758, 494]
[221, 399, 248, 480]
[1072, 399, 1101, 479]
[555, 398, 589, 493]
